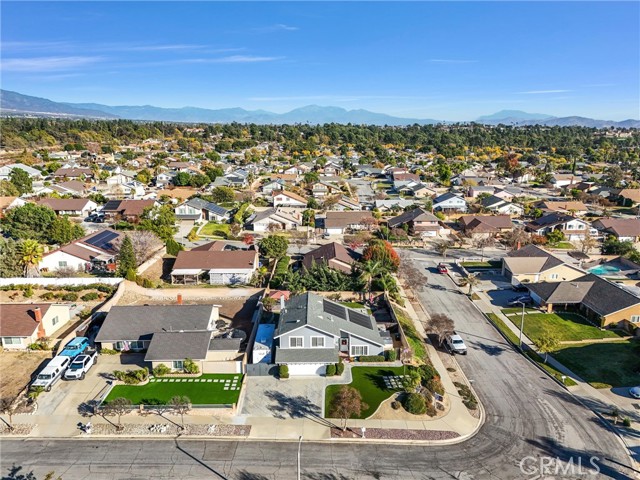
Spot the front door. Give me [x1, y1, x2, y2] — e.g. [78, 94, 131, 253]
[339, 338, 348, 353]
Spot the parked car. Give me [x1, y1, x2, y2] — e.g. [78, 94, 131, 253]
[507, 295, 532, 306]
[630, 386, 640, 399]
[85, 213, 105, 223]
[59, 337, 90, 359]
[511, 284, 528, 292]
[437, 263, 448, 274]
[445, 333, 467, 355]
[31, 356, 71, 391]
[64, 350, 98, 380]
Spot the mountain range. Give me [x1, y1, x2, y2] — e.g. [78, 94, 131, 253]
[1, 90, 638, 128]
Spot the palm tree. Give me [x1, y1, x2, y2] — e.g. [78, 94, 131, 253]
[459, 273, 480, 296]
[358, 260, 383, 296]
[18, 239, 44, 278]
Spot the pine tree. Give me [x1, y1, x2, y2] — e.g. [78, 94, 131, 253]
[117, 235, 137, 277]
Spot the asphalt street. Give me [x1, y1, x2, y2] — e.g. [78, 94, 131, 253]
[1, 248, 638, 480]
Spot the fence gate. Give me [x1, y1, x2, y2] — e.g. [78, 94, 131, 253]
[245, 363, 277, 376]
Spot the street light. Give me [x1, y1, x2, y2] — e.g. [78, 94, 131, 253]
[297, 435, 303, 480]
[518, 301, 526, 350]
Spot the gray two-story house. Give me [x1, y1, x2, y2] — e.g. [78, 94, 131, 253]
[274, 293, 387, 375]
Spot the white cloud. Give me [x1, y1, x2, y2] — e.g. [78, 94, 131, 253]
[517, 89, 571, 94]
[252, 24, 299, 33]
[184, 55, 282, 64]
[429, 59, 478, 64]
[1, 56, 103, 72]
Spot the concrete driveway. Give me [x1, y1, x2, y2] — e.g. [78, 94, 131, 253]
[241, 375, 331, 418]
[35, 353, 146, 416]
[484, 288, 525, 308]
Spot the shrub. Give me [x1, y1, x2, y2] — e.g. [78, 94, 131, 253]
[23, 285, 34, 298]
[279, 365, 289, 379]
[425, 377, 445, 396]
[356, 355, 385, 363]
[336, 360, 345, 376]
[142, 278, 154, 288]
[454, 381, 478, 410]
[419, 363, 438, 381]
[326, 364, 336, 376]
[113, 368, 149, 384]
[386, 349, 397, 361]
[403, 392, 427, 415]
[100, 348, 118, 355]
[81, 292, 99, 301]
[61, 293, 78, 302]
[623, 417, 632, 427]
[39, 292, 56, 301]
[96, 284, 115, 293]
[152, 364, 171, 377]
[78, 308, 92, 320]
[391, 400, 401, 410]
[424, 400, 438, 417]
[28, 386, 45, 400]
[183, 358, 200, 374]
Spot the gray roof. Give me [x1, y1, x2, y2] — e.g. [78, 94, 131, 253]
[209, 338, 242, 351]
[275, 346, 339, 364]
[96, 305, 215, 343]
[506, 245, 564, 272]
[186, 197, 229, 216]
[275, 293, 383, 346]
[145, 330, 212, 361]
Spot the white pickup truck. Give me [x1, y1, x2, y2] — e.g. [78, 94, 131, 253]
[32, 356, 71, 391]
[445, 333, 468, 355]
[64, 349, 98, 380]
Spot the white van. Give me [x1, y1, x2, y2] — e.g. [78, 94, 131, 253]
[31, 356, 71, 391]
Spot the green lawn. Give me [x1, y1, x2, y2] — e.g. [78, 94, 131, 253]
[340, 301, 366, 309]
[325, 366, 405, 419]
[552, 340, 640, 388]
[501, 307, 539, 315]
[549, 242, 575, 249]
[485, 313, 520, 346]
[104, 374, 243, 405]
[461, 261, 501, 269]
[199, 223, 231, 238]
[507, 312, 622, 342]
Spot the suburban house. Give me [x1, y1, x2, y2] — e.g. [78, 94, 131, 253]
[273, 293, 389, 375]
[0, 163, 43, 181]
[467, 186, 495, 198]
[526, 274, 640, 329]
[170, 242, 259, 284]
[272, 190, 307, 208]
[550, 174, 576, 188]
[302, 242, 360, 274]
[374, 199, 415, 212]
[538, 201, 589, 216]
[478, 195, 524, 215]
[311, 181, 341, 199]
[53, 167, 93, 179]
[432, 192, 468, 213]
[174, 197, 230, 223]
[332, 196, 361, 211]
[102, 199, 156, 221]
[397, 182, 436, 198]
[387, 208, 446, 237]
[0, 196, 26, 217]
[324, 211, 376, 235]
[247, 208, 302, 232]
[39, 229, 123, 273]
[0, 303, 72, 350]
[95, 304, 243, 374]
[36, 198, 97, 217]
[616, 188, 640, 207]
[458, 215, 513, 237]
[261, 179, 286, 195]
[592, 218, 640, 242]
[502, 244, 584, 286]
[526, 213, 595, 241]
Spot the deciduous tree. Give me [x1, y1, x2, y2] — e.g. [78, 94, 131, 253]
[329, 385, 368, 431]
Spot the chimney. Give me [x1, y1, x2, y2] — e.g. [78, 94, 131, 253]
[280, 295, 286, 312]
[516, 241, 521, 251]
[34, 307, 45, 339]
[177, 294, 183, 305]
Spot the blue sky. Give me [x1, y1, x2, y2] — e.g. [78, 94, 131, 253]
[2, 2, 639, 121]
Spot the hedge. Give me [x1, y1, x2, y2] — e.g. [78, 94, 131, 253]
[356, 355, 386, 362]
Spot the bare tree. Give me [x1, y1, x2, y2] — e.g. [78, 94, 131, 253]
[360, 216, 379, 232]
[459, 273, 480, 295]
[329, 386, 368, 431]
[504, 226, 531, 250]
[103, 397, 132, 431]
[473, 235, 495, 261]
[430, 313, 455, 346]
[267, 222, 282, 233]
[0, 397, 16, 431]
[113, 230, 162, 264]
[433, 239, 453, 259]
[169, 395, 192, 430]
[578, 229, 598, 255]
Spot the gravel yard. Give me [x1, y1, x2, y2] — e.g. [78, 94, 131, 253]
[331, 427, 459, 441]
[91, 423, 250, 437]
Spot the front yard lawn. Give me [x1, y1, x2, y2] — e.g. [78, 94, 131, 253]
[507, 312, 622, 342]
[549, 242, 575, 249]
[552, 340, 640, 388]
[199, 223, 231, 238]
[325, 366, 405, 419]
[461, 260, 501, 269]
[104, 374, 243, 405]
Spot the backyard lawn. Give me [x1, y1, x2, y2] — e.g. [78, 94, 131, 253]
[325, 366, 405, 419]
[199, 223, 231, 238]
[552, 340, 640, 388]
[104, 374, 243, 405]
[506, 312, 622, 342]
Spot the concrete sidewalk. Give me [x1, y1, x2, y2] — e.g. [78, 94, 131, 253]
[474, 290, 640, 464]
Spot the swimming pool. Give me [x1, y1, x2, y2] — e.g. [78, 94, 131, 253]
[588, 264, 621, 275]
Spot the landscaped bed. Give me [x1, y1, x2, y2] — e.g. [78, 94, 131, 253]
[325, 366, 405, 419]
[104, 374, 243, 405]
[552, 340, 640, 388]
[506, 312, 622, 342]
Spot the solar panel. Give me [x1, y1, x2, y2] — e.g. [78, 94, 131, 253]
[103, 200, 121, 211]
[86, 230, 119, 250]
[322, 299, 347, 320]
[348, 310, 373, 329]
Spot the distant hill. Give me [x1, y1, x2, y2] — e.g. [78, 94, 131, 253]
[1, 90, 638, 127]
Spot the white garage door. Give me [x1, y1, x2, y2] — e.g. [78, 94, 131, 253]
[287, 363, 327, 376]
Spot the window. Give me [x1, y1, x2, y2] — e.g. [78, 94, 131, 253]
[631, 315, 640, 323]
[549, 274, 559, 280]
[576, 224, 584, 229]
[289, 337, 303, 348]
[114, 341, 123, 351]
[172, 360, 184, 370]
[52, 316, 59, 326]
[311, 337, 325, 348]
[3, 337, 22, 345]
[130, 341, 144, 350]
[350, 345, 369, 356]
[58, 261, 68, 267]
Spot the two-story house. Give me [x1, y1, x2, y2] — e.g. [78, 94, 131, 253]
[432, 192, 468, 213]
[272, 190, 308, 208]
[174, 197, 230, 223]
[387, 208, 446, 237]
[526, 213, 595, 241]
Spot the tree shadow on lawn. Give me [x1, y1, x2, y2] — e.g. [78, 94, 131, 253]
[263, 390, 336, 428]
[363, 370, 401, 392]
